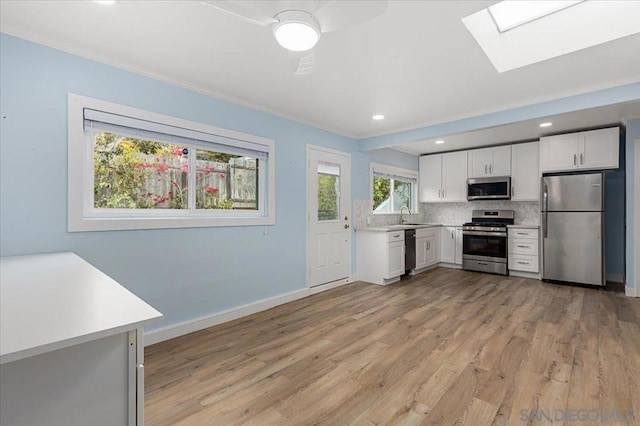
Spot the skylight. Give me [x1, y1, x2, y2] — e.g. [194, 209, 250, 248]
[462, 0, 640, 73]
[488, 1, 584, 33]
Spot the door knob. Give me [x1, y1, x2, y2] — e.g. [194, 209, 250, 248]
[344, 224, 350, 229]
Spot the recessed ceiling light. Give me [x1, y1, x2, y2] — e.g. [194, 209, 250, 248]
[372, 114, 385, 121]
[435, 140, 445, 144]
[488, 0, 584, 33]
[539, 122, 553, 128]
[273, 11, 320, 52]
[95, 0, 116, 4]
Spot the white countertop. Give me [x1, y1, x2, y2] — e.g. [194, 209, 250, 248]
[0, 252, 163, 364]
[355, 223, 443, 232]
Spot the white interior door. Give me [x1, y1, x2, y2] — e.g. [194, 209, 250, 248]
[307, 146, 351, 288]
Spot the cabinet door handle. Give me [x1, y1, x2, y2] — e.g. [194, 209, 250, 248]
[451, 231, 454, 239]
[442, 189, 446, 198]
[512, 186, 515, 197]
[427, 241, 430, 250]
[580, 153, 584, 165]
[517, 245, 530, 248]
[573, 154, 577, 165]
[484, 164, 488, 174]
[489, 164, 492, 174]
[438, 189, 441, 198]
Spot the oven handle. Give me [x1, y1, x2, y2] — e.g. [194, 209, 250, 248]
[462, 231, 507, 237]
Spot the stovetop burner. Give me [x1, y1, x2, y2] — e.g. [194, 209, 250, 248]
[463, 222, 509, 227]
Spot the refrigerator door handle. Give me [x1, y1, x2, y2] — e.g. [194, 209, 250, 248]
[542, 184, 549, 238]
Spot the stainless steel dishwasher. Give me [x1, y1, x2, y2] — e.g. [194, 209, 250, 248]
[404, 229, 416, 272]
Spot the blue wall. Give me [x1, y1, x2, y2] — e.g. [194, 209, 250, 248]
[626, 119, 640, 293]
[604, 136, 626, 279]
[0, 34, 417, 331]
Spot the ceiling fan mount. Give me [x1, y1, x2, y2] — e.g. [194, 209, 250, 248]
[272, 10, 321, 52]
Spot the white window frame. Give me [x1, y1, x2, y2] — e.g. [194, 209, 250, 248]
[370, 163, 418, 215]
[68, 93, 275, 231]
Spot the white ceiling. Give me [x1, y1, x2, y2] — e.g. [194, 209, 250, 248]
[392, 100, 640, 155]
[2, 0, 640, 152]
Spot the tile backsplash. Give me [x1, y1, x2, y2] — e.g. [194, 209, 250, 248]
[354, 199, 539, 228]
[420, 201, 540, 225]
[354, 199, 406, 228]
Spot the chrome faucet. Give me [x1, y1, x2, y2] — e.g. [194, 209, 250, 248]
[399, 205, 412, 224]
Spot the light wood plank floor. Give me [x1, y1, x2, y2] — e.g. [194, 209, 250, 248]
[145, 268, 640, 425]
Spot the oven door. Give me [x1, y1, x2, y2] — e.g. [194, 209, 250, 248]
[462, 231, 507, 262]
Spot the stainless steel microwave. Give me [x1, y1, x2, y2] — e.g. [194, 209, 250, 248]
[467, 176, 511, 200]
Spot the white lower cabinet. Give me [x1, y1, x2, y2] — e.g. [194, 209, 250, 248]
[440, 226, 463, 266]
[413, 228, 440, 273]
[416, 237, 428, 270]
[356, 230, 405, 285]
[508, 227, 540, 275]
[386, 240, 406, 279]
[455, 227, 463, 265]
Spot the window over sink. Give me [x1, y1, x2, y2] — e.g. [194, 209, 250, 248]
[370, 163, 418, 214]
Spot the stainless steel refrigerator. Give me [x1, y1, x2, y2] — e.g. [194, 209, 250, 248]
[541, 173, 605, 286]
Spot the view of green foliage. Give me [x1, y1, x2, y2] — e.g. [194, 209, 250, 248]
[93, 133, 241, 210]
[94, 133, 157, 209]
[372, 176, 391, 210]
[317, 174, 339, 220]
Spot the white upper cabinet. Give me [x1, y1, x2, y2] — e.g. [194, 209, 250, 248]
[581, 128, 619, 170]
[419, 151, 467, 202]
[441, 151, 468, 201]
[419, 154, 442, 202]
[540, 133, 580, 172]
[511, 141, 540, 201]
[540, 127, 619, 173]
[467, 145, 511, 178]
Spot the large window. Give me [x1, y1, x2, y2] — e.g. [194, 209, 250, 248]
[370, 163, 418, 214]
[68, 94, 275, 231]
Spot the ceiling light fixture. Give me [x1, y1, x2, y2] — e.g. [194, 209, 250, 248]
[488, 0, 584, 33]
[539, 122, 553, 127]
[372, 114, 385, 120]
[273, 11, 320, 52]
[435, 140, 445, 144]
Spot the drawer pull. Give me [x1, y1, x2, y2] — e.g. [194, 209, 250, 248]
[517, 261, 530, 265]
[516, 245, 530, 248]
[516, 232, 529, 235]
[392, 234, 401, 238]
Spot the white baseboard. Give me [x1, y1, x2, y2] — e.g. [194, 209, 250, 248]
[310, 277, 351, 295]
[626, 286, 637, 297]
[606, 273, 624, 284]
[144, 288, 309, 346]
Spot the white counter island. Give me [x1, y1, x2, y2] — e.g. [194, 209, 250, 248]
[0, 252, 162, 426]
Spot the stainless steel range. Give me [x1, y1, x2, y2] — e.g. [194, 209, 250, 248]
[462, 210, 514, 275]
